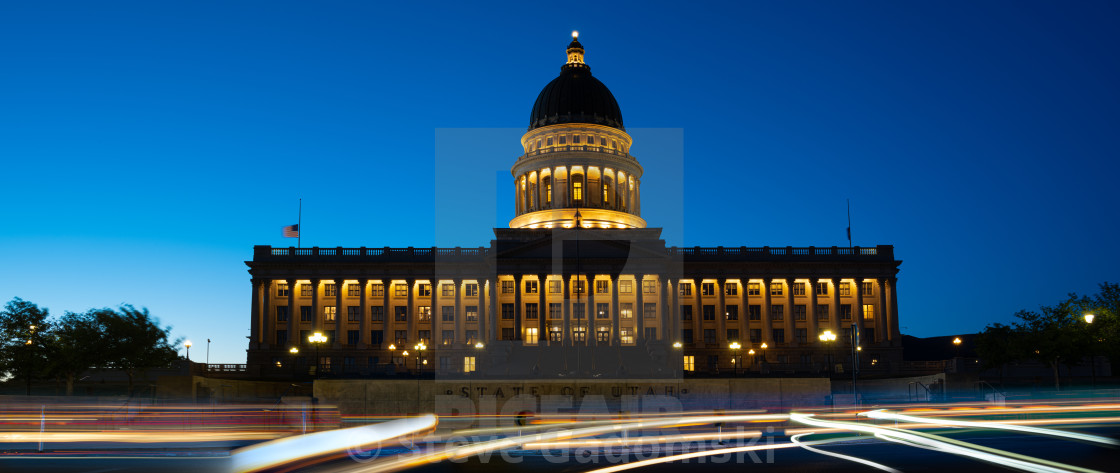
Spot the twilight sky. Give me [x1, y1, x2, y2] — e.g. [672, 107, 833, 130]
[1, 1, 1117, 363]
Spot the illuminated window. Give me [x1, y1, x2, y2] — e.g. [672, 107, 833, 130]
[543, 177, 552, 205]
[701, 282, 715, 296]
[325, 284, 337, 297]
[816, 305, 829, 321]
[549, 325, 562, 342]
[418, 306, 431, 322]
[793, 283, 806, 296]
[525, 327, 539, 344]
[525, 280, 538, 294]
[839, 283, 851, 296]
[747, 283, 760, 296]
[679, 282, 692, 296]
[702, 305, 715, 321]
[683, 355, 695, 372]
[771, 305, 783, 321]
[302, 284, 313, 297]
[442, 306, 455, 322]
[549, 280, 562, 294]
[681, 305, 693, 320]
[442, 284, 454, 297]
[324, 306, 336, 322]
[724, 283, 737, 296]
[641, 279, 656, 294]
[348, 283, 362, 297]
[418, 284, 431, 297]
[549, 303, 562, 319]
[573, 325, 587, 342]
[620, 303, 633, 319]
[816, 282, 828, 296]
[748, 305, 761, 321]
[572, 178, 583, 201]
[863, 304, 875, 320]
[464, 356, 476, 373]
[726, 305, 738, 320]
[465, 330, 478, 344]
[501, 280, 514, 294]
[395, 306, 407, 322]
[526, 303, 538, 320]
[418, 330, 430, 343]
[465, 306, 478, 321]
[770, 282, 783, 296]
[347, 306, 361, 322]
[620, 327, 634, 345]
[596, 326, 610, 342]
[371, 284, 384, 297]
[840, 304, 852, 320]
[573, 280, 586, 294]
[277, 283, 289, 297]
[596, 280, 609, 294]
[465, 283, 478, 297]
[371, 306, 384, 322]
[619, 280, 633, 294]
[276, 306, 288, 322]
[644, 303, 657, 319]
[559, 136, 566, 145]
[794, 305, 806, 321]
[394, 284, 407, 297]
[862, 281, 874, 296]
[442, 330, 454, 346]
[603, 183, 610, 203]
[501, 303, 514, 319]
[596, 303, 609, 319]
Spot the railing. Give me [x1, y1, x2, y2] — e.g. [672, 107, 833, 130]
[669, 245, 890, 258]
[263, 246, 489, 258]
[518, 145, 635, 161]
[262, 245, 891, 260]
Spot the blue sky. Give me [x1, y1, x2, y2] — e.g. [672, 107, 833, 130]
[2, 1, 1117, 363]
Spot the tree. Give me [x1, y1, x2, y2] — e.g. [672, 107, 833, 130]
[974, 323, 1019, 387]
[1010, 294, 1086, 390]
[44, 310, 107, 396]
[0, 298, 51, 394]
[96, 305, 179, 395]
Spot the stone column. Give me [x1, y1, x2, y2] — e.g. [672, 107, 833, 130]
[855, 279, 865, 347]
[888, 277, 900, 345]
[563, 275, 572, 345]
[716, 278, 726, 342]
[404, 278, 414, 341]
[334, 279, 343, 348]
[382, 279, 391, 345]
[611, 275, 620, 345]
[514, 275, 523, 341]
[262, 279, 271, 349]
[635, 275, 645, 344]
[761, 278, 772, 345]
[358, 279, 368, 347]
[538, 274, 547, 346]
[783, 279, 794, 347]
[667, 280, 677, 341]
[287, 279, 295, 346]
[487, 278, 498, 342]
[310, 278, 320, 332]
[250, 278, 261, 348]
[829, 278, 841, 335]
[808, 278, 819, 346]
[660, 277, 670, 341]
[430, 279, 438, 346]
[454, 278, 463, 348]
[876, 278, 888, 344]
[588, 277, 597, 347]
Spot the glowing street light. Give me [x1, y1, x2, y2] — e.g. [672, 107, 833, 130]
[184, 340, 193, 362]
[672, 341, 682, 349]
[309, 332, 328, 378]
[1084, 314, 1095, 324]
[820, 330, 837, 377]
[729, 342, 742, 375]
[475, 342, 485, 349]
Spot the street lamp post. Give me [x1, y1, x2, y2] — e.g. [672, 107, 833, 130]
[184, 340, 192, 362]
[1084, 314, 1096, 388]
[289, 347, 300, 377]
[672, 341, 682, 377]
[748, 349, 756, 371]
[819, 330, 837, 377]
[729, 342, 741, 376]
[26, 324, 37, 396]
[308, 332, 328, 378]
[759, 342, 768, 373]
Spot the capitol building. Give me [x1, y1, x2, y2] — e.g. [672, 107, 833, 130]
[245, 34, 903, 378]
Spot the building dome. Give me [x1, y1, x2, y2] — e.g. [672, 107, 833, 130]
[528, 37, 624, 131]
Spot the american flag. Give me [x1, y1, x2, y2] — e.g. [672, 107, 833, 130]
[283, 224, 299, 238]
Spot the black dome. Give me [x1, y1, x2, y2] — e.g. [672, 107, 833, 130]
[529, 63, 624, 131]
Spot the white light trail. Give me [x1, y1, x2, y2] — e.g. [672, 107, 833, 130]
[790, 433, 900, 473]
[860, 409, 1119, 445]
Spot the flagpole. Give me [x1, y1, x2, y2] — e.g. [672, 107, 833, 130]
[298, 198, 302, 248]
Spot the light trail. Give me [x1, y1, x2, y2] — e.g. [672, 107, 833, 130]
[861, 409, 1119, 445]
[230, 414, 438, 473]
[790, 413, 1101, 473]
[789, 433, 901, 473]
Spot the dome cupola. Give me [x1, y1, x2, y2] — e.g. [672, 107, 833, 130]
[528, 31, 625, 131]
